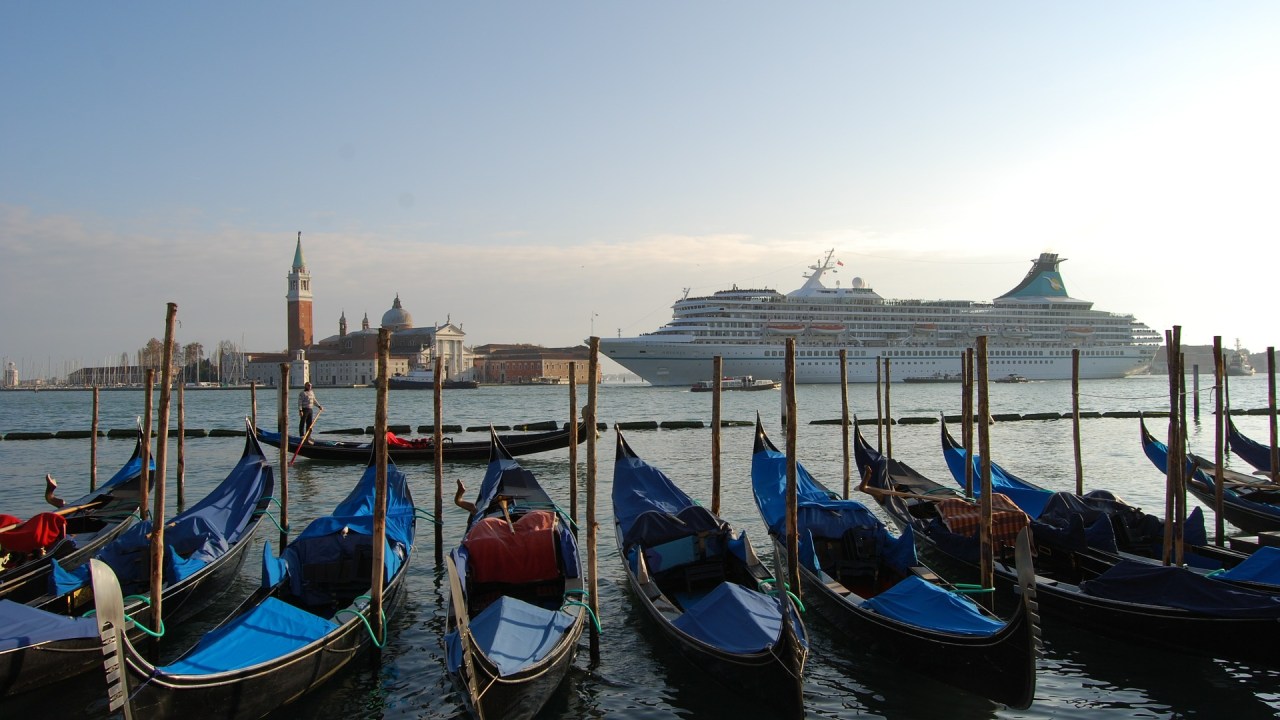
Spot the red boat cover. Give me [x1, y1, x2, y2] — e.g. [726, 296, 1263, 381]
[936, 494, 1029, 550]
[464, 510, 559, 585]
[386, 432, 431, 448]
[0, 512, 66, 554]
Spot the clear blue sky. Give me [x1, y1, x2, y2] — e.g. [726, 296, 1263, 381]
[3, 2, 1278, 378]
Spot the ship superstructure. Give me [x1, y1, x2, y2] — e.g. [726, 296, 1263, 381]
[600, 250, 1161, 386]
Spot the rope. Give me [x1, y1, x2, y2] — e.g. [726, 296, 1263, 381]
[254, 508, 287, 534]
[562, 588, 601, 634]
[951, 583, 996, 594]
[756, 578, 806, 613]
[414, 508, 442, 526]
[334, 595, 388, 648]
[81, 593, 166, 638]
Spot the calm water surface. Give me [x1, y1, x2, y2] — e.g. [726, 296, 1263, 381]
[1, 375, 1278, 718]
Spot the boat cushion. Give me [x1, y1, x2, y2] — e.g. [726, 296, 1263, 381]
[670, 581, 783, 654]
[862, 575, 1004, 636]
[0, 512, 65, 554]
[0, 599, 98, 652]
[935, 495, 1029, 550]
[450, 595, 577, 676]
[160, 596, 338, 675]
[464, 511, 560, 585]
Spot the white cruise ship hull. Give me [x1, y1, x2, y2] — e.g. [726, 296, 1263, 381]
[601, 339, 1151, 386]
[600, 251, 1161, 386]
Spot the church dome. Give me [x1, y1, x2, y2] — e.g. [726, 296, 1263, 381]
[381, 294, 414, 331]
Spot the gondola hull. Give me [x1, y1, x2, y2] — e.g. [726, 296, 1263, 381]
[257, 422, 588, 462]
[767, 535, 1035, 709]
[95, 558, 409, 720]
[615, 526, 806, 712]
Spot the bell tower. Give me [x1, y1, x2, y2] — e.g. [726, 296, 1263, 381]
[286, 232, 314, 357]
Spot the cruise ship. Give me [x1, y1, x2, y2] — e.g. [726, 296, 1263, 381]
[600, 251, 1161, 386]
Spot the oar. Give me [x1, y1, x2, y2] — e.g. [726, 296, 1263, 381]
[858, 466, 965, 504]
[498, 497, 516, 533]
[289, 408, 323, 467]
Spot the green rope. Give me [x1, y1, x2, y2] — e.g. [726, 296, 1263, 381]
[756, 578, 806, 613]
[254, 508, 287, 534]
[262, 496, 283, 510]
[561, 591, 602, 635]
[83, 595, 165, 637]
[334, 596, 388, 649]
[951, 583, 996, 594]
[414, 508, 442, 526]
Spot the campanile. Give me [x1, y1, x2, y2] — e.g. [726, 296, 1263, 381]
[286, 232, 314, 357]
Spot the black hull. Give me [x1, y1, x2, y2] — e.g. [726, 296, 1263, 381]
[770, 537, 1035, 709]
[615, 528, 806, 713]
[1186, 480, 1280, 534]
[455, 625, 582, 720]
[119, 569, 409, 719]
[257, 422, 588, 462]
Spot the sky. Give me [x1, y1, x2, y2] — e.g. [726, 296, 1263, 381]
[3, 2, 1278, 379]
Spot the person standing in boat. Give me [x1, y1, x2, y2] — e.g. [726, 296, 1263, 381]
[298, 381, 324, 439]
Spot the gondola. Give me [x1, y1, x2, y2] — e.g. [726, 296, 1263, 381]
[612, 429, 807, 711]
[445, 428, 587, 720]
[256, 420, 588, 462]
[87, 449, 415, 719]
[856, 423, 1280, 666]
[0, 428, 151, 604]
[752, 419, 1038, 709]
[940, 419, 1245, 572]
[1227, 418, 1276, 475]
[1, 425, 275, 698]
[1140, 416, 1280, 534]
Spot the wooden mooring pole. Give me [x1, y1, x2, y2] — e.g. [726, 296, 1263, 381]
[712, 356, 723, 515]
[568, 362, 579, 526]
[1269, 347, 1278, 486]
[1072, 348, 1083, 496]
[976, 336, 993, 595]
[250, 381, 257, 429]
[1213, 336, 1226, 545]
[884, 357, 893, 459]
[840, 349, 850, 500]
[963, 349, 974, 499]
[875, 357, 883, 451]
[586, 337, 601, 662]
[149, 302, 177, 640]
[785, 338, 801, 600]
[371, 328, 390, 647]
[278, 364, 290, 549]
[434, 354, 445, 564]
[90, 386, 99, 491]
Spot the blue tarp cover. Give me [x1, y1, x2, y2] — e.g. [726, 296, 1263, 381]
[160, 596, 338, 675]
[1216, 546, 1280, 586]
[670, 579, 778, 653]
[670, 581, 783, 654]
[752, 444, 916, 573]
[264, 462, 415, 600]
[942, 440, 1053, 519]
[1082, 560, 1280, 617]
[446, 596, 577, 676]
[0, 599, 98, 652]
[863, 575, 1005, 637]
[613, 451, 725, 548]
[1229, 420, 1274, 473]
[50, 439, 271, 596]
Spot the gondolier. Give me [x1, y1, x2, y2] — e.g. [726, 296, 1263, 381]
[298, 382, 323, 439]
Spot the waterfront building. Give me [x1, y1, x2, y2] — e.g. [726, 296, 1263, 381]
[472, 344, 600, 384]
[245, 234, 474, 387]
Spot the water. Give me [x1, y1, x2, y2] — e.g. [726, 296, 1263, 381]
[2, 375, 1278, 719]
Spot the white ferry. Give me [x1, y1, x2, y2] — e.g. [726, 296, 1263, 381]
[600, 250, 1161, 386]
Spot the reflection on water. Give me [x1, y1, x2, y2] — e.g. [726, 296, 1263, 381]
[1, 376, 1278, 718]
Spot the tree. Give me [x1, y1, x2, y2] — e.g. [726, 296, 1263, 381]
[183, 342, 204, 383]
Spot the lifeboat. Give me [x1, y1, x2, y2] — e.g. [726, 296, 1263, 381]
[1001, 327, 1032, 339]
[764, 322, 806, 335]
[1064, 326, 1094, 338]
[913, 323, 938, 334]
[808, 323, 847, 335]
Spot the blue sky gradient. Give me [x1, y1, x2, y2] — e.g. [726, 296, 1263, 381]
[3, 3, 1278, 377]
